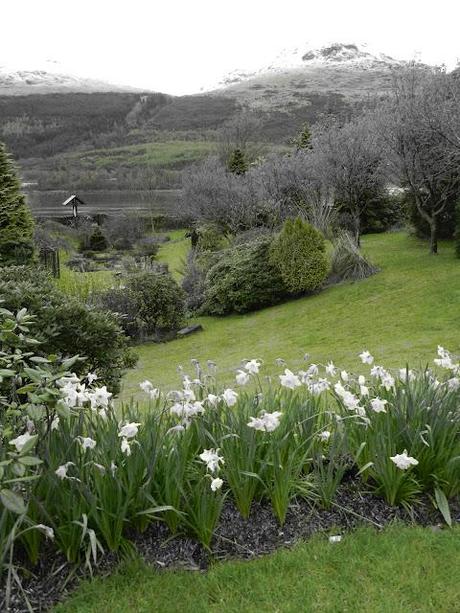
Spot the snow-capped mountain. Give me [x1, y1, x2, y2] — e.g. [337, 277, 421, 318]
[215, 42, 405, 89]
[0, 60, 144, 95]
[208, 42, 407, 110]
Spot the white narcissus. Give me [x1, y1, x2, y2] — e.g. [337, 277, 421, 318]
[370, 397, 388, 413]
[79, 437, 97, 450]
[279, 369, 301, 389]
[121, 438, 131, 456]
[390, 450, 419, 470]
[245, 359, 261, 374]
[359, 350, 374, 365]
[118, 422, 141, 439]
[210, 477, 223, 491]
[9, 432, 35, 453]
[325, 361, 337, 376]
[247, 411, 282, 432]
[236, 370, 250, 385]
[222, 388, 238, 407]
[199, 448, 224, 473]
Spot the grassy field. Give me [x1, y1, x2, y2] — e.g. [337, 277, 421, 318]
[55, 526, 460, 613]
[76, 141, 215, 169]
[157, 229, 189, 281]
[120, 231, 460, 398]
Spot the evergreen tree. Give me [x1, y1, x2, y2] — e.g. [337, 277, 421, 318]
[293, 123, 312, 150]
[228, 148, 248, 175]
[0, 142, 35, 264]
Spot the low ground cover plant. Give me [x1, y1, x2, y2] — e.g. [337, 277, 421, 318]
[1, 305, 458, 610]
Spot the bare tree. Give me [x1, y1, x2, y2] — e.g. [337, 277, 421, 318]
[252, 151, 336, 235]
[216, 111, 263, 166]
[378, 65, 460, 254]
[310, 115, 385, 246]
[181, 156, 262, 233]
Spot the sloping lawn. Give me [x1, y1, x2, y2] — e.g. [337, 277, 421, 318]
[120, 232, 460, 397]
[55, 526, 460, 613]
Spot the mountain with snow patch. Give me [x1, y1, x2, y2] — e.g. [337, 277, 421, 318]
[0, 61, 145, 95]
[209, 42, 408, 110]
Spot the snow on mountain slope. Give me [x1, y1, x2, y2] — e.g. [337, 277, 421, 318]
[208, 42, 407, 110]
[0, 60, 145, 95]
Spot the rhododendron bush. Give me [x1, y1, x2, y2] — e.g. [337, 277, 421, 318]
[1, 309, 459, 605]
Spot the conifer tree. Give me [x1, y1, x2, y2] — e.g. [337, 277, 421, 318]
[293, 123, 312, 150]
[228, 148, 248, 175]
[0, 142, 35, 264]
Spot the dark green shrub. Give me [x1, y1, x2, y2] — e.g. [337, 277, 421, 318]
[269, 218, 329, 294]
[202, 238, 287, 315]
[88, 225, 108, 251]
[195, 224, 228, 253]
[227, 148, 248, 175]
[94, 286, 145, 339]
[98, 271, 185, 340]
[0, 142, 35, 265]
[0, 266, 136, 393]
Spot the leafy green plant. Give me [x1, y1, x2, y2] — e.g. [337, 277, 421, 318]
[202, 238, 287, 315]
[269, 218, 329, 294]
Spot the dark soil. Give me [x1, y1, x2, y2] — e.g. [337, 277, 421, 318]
[2, 482, 459, 612]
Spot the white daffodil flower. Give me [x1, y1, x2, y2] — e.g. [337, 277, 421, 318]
[390, 450, 419, 470]
[319, 430, 331, 442]
[359, 350, 374, 365]
[199, 448, 224, 473]
[79, 437, 96, 450]
[370, 397, 388, 413]
[118, 422, 141, 439]
[279, 369, 301, 389]
[9, 432, 35, 453]
[236, 370, 250, 385]
[121, 437, 131, 456]
[247, 411, 282, 432]
[325, 361, 337, 376]
[222, 388, 238, 407]
[210, 477, 224, 492]
[245, 359, 261, 374]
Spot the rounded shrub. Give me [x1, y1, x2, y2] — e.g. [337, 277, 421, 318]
[120, 271, 186, 340]
[88, 226, 108, 252]
[269, 218, 329, 294]
[202, 238, 287, 315]
[195, 224, 228, 253]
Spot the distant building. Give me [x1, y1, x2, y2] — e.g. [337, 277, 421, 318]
[62, 194, 85, 218]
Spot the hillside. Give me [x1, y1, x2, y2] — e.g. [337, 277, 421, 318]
[121, 232, 460, 397]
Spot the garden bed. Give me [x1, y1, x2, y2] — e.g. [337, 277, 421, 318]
[4, 483, 459, 612]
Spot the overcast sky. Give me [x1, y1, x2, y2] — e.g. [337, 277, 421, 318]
[2, 0, 459, 94]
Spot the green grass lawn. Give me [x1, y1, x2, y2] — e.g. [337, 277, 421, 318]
[156, 229, 190, 281]
[75, 141, 215, 169]
[120, 231, 460, 399]
[55, 526, 460, 613]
